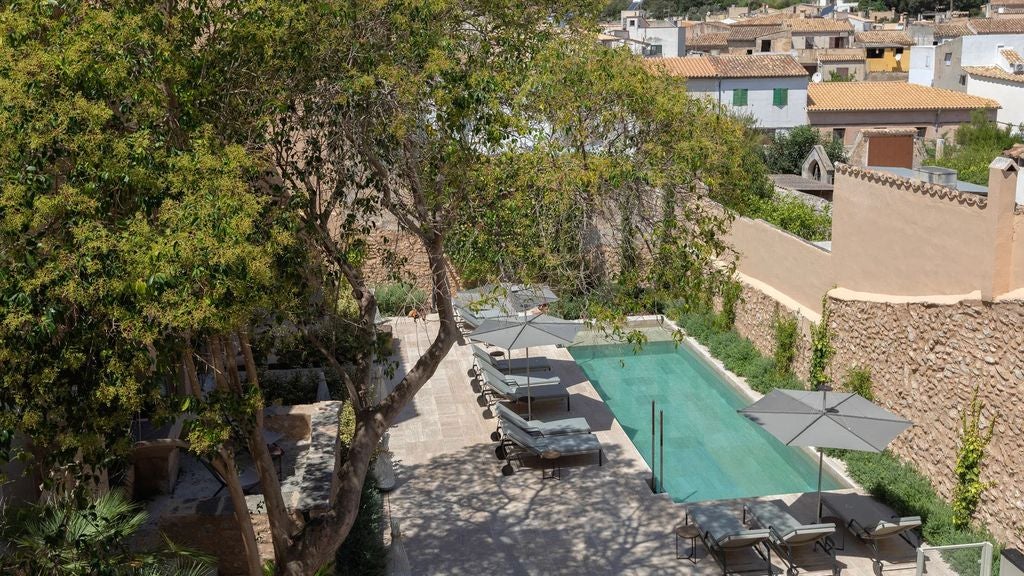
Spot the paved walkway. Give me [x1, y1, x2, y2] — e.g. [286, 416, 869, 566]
[383, 316, 932, 576]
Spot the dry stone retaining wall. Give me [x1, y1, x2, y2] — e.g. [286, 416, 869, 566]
[732, 281, 814, 383]
[827, 295, 1024, 549]
[731, 279, 1023, 549]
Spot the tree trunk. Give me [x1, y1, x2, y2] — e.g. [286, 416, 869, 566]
[275, 231, 460, 573]
[214, 447, 264, 576]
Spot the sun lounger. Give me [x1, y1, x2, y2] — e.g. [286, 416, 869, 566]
[454, 304, 484, 329]
[499, 419, 602, 475]
[478, 363, 570, 411]
[744, 499, 837, 575]
[822, 492, 921, 570]
[471, 343, 551, 375]
[494, 403, 590, 436]
[686, 502, 772, 575]
[477, 357, 559, 387]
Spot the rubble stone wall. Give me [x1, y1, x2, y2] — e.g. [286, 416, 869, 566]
[731, 278, 1024, 549]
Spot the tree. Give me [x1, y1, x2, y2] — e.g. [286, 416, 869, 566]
[762, 125, 846, 175]
[1, 2, 767, 575]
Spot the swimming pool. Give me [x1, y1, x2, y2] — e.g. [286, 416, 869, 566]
[570, 338, 843, 502]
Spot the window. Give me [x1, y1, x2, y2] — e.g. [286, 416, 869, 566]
[732, 88, 749, 106]
[833, 128, 846, 141]
[916, 127, 927, 138]
[746, 49, 754, 55]
[761, 39, 772, 52]
[629, 19, 636, 27]
[866, 48, 884, 59]
[836, 66, 849, 77]
[894, 47, 904, 55]
[646, 44, 663, 57]
[773, 88, 788, 107]
[944, 52, 952, 65]
[959, 74, 966, 85]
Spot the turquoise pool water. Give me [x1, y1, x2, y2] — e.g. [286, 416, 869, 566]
[570, 339, 843, 502]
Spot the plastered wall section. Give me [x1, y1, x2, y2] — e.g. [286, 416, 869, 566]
[831, 167, 994, 296]
[727, 215, 833, 313]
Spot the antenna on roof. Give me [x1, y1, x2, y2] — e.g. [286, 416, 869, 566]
[812, 71, 824, 82]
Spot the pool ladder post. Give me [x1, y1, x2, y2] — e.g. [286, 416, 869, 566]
[659, 410, 664, 494]
[650, 400, 656, 493]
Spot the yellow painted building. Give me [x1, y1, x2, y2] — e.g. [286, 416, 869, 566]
[854, 30, 914, 73]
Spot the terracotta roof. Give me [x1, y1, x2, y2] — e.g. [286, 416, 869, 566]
[711, 54, 808, 77]
[968, 17, 1024, 34]
[687, 32, 729, 48]
[727, 25, 787, 41]
[650, 54, 808, 78]
[807, 81, 1000, 111]
[963, 65, 1024, 83]
[647, 57, 718, 78]
[732, 13, 789, 25]
[788, 18, 854, 33]
[854, 30, 914, 46]
[934, 20, 973, 38]
[817, 48, 866, 62]
[1003, 48, 1024, 65]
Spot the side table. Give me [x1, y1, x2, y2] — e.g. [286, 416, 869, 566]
[820, 516, 845, 551]
[540, 450, 561, 480]
[675, 524, 701, 564]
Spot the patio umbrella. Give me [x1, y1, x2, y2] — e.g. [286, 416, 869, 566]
[738, 388, 912, 521]
[469, 313, 580, 419]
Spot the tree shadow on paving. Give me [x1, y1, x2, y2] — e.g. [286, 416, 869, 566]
[387, 442, 710, 576]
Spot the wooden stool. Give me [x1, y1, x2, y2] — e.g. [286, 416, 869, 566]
[675, 524, 701, 563]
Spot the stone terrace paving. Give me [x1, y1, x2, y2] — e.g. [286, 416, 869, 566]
[383, 315, 950, 576]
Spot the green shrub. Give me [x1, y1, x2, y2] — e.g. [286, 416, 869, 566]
[748, 193, 832, 242]
[952, 389, 997, 530]
[808, 295, 834, 390]
[843, 367, 873, 400]
[716, 280, 744, 331]
[676, 308, 804, 394]
[374, 282, 427, 316]
[772, 307, 798, 377]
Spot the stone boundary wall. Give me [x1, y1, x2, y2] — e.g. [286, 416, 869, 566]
[732, 280, 814, 383]
[730, 278, 1024, 549]
[827, 293, 1023, 549]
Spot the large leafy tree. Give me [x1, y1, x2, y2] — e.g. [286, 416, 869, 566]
[2, 1, 768, 575]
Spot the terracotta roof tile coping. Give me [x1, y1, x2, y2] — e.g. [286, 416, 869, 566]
[817, 48, 867, 61]
[836, 164, 987, 208]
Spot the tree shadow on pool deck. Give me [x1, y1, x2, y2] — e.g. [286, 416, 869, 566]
[387, 441, 707, 576]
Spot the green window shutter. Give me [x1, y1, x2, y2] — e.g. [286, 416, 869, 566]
[732, 88, 748, 106]
[773, 88, 788, 107]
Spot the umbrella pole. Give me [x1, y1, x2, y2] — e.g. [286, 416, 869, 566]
[816, 450, 824, 522]
[526, 347, 532, 421]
